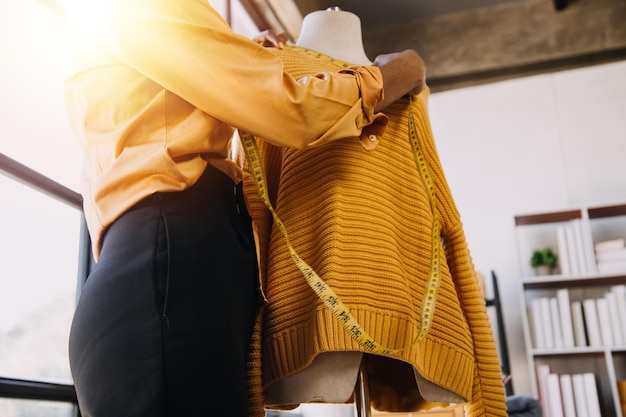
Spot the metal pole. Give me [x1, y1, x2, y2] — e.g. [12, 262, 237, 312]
[353, 357, 371, 417]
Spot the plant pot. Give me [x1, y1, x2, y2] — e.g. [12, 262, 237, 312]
[534, 265, 553, 276]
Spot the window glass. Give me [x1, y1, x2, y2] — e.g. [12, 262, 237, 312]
[0, 1, 259, 192]
[211, 0, 261, 37]
[0, 398, 75, 417]
[0, 175, 80, 383]
[0, 1, 81, 191]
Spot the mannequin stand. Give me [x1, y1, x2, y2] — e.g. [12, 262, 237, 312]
[353, 357, 371, 417]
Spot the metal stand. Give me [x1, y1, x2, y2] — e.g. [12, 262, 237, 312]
[353, 357, 371, 417]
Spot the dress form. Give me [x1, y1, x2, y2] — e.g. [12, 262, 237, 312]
[265, 12, 368, 408]
[264, 8, 465, 410]
[295, 7, 372, 65]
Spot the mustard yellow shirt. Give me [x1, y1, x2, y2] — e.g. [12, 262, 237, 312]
[63, 0, 387, 259]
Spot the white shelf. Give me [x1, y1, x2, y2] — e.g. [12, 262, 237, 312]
[516, 203, 626, 417]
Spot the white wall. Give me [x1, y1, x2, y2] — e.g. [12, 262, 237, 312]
[429, 59, 626, 396]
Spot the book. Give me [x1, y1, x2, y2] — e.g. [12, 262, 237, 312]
[605, 291, 624, 345]
[557, 288, 575, 348]
[557, 226, 572, 275]
[580, 219, 597, 274]
[560, 374, 577, 417]
[595, 247, 626, 263]
[582, 299, 602, 347]
[572, 374, 589, 417]
[531, 298, 546, 349]
[547, 373, 565, 417]
[597, 259, 626, 274]
[565, 224, 582, 275]
[572, 219, 590, 273]
[596, 297, 614, 346]
[536, 364, 552, 417]
[582, 373, 602, 417]
[571, 301, 587, 347]
[594, 238, 625, 252]
[596, 236, 626, 274]
[612, 285, 626, 342]
[541, 297, 555, 349]
[550, 297, 564, 348]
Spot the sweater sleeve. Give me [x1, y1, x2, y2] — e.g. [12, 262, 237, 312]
[412, 93, 508, 417]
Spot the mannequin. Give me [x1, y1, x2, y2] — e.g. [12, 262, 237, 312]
[295, 7, 372, 65]
[264, 7, 463, 409]
[266, 7, 373, 407]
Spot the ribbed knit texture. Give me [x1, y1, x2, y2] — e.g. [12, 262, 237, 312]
[240, 46, 507, 417]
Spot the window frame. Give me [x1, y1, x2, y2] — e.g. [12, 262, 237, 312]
[0, 152, 91, 417]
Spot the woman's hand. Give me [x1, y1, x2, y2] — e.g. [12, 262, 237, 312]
[373, 49, 427, 111]
[253, 30, 289, 49]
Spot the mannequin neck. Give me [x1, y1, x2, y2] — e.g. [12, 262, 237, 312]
[296, 8, 372, 65]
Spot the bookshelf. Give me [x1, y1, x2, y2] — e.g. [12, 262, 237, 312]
[371, 405, 464, 417]
[515, 203, 626, 417]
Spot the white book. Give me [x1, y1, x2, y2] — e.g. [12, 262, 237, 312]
[557, 226, 572, 275]
[550, 297, 564, 348]
[596, 297, 614, 346]
[572, 219, 589, 273]
[611, 285, 626, 341]
[560, 374, 577, 417]
[572, 374, 589, 417]
[583, 223, 596, 272]
[531, 298, 546, 349]
[547, 373, 565, 417]
[582, 373, 602, 417]
[605, 291, 624, 345]
[595, 247, 626, 263]
[565, 224, 582, 275]
[571, 301, 588, 347]
[537, 364, 552, 417]
[582, 299, 602, 347]
[597, 259, 626, 274]
[557, 288, 575, 348]
[594, 238, 625, 252]
[580, 219, 597, 274]
[541, 297, 555, 349]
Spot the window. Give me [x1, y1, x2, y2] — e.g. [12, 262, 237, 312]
[0, 1, 261, 416]
[0, 0, 84, 415]
[0, 173, 80, 384]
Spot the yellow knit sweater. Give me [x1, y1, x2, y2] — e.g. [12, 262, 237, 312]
[239, 46, 507, 417]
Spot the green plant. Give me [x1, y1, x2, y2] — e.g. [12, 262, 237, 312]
[530, 247, 558, 268]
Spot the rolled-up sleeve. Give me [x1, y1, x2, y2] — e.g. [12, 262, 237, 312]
[66, 0, 388, 149]
[309, 65, 388, 149]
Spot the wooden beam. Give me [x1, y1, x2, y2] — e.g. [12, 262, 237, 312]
[239, 0, 303, 41]
[428, 47, 626, 93]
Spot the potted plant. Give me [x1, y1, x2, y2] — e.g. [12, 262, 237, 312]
[531, 247, 558, 275]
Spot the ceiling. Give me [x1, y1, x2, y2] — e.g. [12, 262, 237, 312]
[42, 0, 626, 92]
[242, 0, 626, 91]
[293, 0, 537, 25]
[245, 0, 545, 43]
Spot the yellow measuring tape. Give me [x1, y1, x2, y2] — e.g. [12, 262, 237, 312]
[240, 80, 442, 357]
[407, 94, 442, 339]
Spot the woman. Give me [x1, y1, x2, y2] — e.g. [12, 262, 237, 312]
[62, 1, 427, 416]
